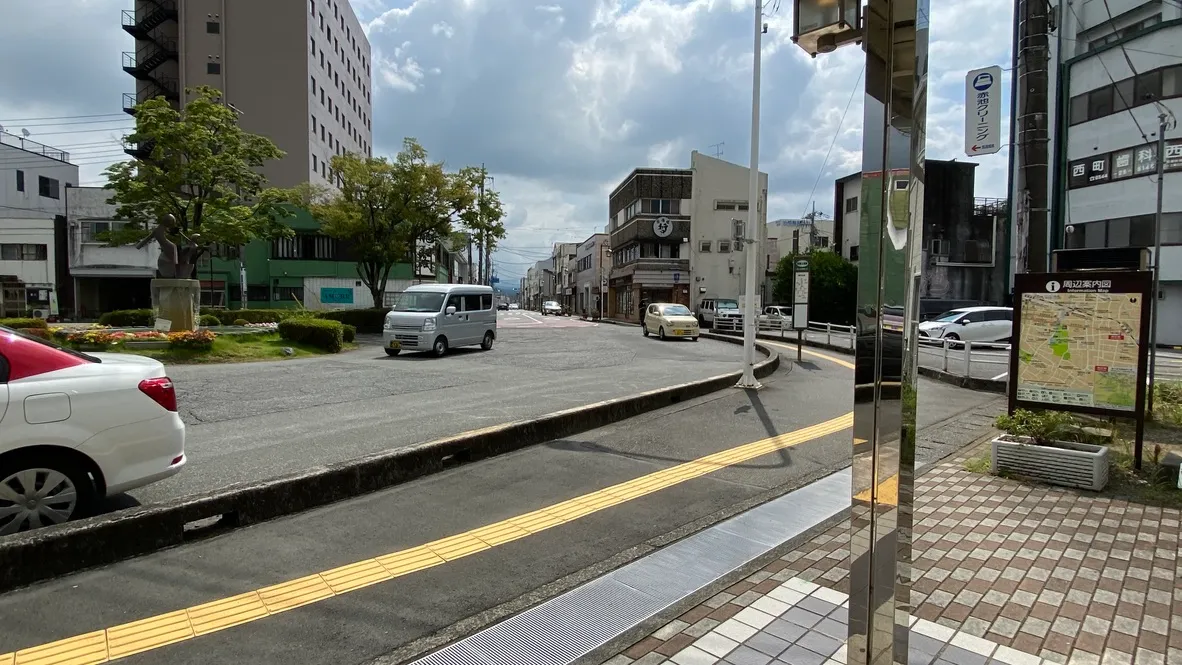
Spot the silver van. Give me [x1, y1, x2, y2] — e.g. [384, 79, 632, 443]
[382, 284, 498, 357]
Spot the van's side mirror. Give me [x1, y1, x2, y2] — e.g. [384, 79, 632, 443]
[446, 306, 457, 315]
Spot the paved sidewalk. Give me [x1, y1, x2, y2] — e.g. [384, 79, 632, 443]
[606, 448, 1182, 665]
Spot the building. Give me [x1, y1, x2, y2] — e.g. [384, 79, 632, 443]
[605, 151, 768, 321]
[767, 218, 834, 256]
[575, 233, 609, 317]
[65, 186, 160, 318]
[553, 242, 578, 311]
[120, 0, 373, 189]
[1047, 1, 1182, 343]
[0, 131, 78, 317]
[832, 172, 863, 262]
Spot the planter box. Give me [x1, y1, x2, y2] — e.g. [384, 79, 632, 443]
[991, 435, 1109, 491]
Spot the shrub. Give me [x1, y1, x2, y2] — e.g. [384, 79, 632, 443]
[98, 309, 155, 327]
[17, 327, 52, 339]
[995, 409, 1097, 446]
[168, 329, 216, 351]
[342, 324, 356, 343]
[278, 318, 343, 353]
[233, 318, 249, 326]
[317, 308, 387, 333]
[198, 314, 221, 327]
[216, 309, 304, 325]
[65, 329, 121, 347]
[0, 317, 49, 330]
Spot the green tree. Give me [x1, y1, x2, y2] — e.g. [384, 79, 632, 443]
[460, 169, 507, 284]
[772, 251, 857, 325]
[103, 86, 294, 277]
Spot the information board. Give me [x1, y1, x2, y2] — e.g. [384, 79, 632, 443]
[1009, 271, 1151, 416]
[793, 259, 809, 330]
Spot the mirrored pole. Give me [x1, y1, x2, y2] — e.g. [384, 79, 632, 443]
[847, 0, 928, 663]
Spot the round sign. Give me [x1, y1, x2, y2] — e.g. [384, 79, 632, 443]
[1045, 280, 1061, 293]
[653, 217, 673, 238]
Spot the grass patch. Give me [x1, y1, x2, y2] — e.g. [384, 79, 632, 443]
[963, 453, 991, 474]
[117, 332, 357, 364]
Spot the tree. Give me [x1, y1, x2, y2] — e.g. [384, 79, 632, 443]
[459, 170, 506, 284]
[772, 251, 857, 325]
[103, 86, 295, 277]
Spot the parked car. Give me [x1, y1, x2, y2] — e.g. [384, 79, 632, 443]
[497, 302, 509, 311]
[697, 298, 742, 328]
[0, 326, 186, 534]
[541, 301, 562, 316]
[759, 305, 792, 327]
[383, 284, 498, 357]
[918, 306, 1013, 343]
[643, 303, 700, 341]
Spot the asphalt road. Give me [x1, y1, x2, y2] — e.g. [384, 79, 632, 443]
[0, 339, 999, 665]
[126, 312, 742, 505]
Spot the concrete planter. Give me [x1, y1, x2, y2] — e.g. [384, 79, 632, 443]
[991, 435, 1109, 491]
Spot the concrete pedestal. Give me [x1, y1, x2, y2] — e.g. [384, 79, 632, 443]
[150, 278, 200, 332]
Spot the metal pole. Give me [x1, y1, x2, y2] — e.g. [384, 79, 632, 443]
[797, 328, 802, 362]
[1148, 112, 1167, 416]
[965, 341, 973, 378]
[737, 0, 763, 389]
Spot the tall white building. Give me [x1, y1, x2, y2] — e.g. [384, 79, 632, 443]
[0, 131, 78, 317]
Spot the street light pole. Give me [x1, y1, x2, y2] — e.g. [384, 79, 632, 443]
[738, 0, 763, 390]
[1148, 111, 1169, 416]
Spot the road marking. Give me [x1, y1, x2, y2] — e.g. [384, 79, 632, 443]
[0, 413, 854, 665]
[762, 340, 856, 370]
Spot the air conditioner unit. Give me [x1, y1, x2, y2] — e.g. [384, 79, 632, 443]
[32, 309, 48, 319]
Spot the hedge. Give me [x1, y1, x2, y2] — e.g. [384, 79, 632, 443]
[201, 309, 305, 325]
[98, 309, 155, 327]
[277, 318, 344, 353]
[342, 324, 356, 343]
[198, 314, 221, 327]
[317, 308, 386, 333]
[0, 318, 49, 330]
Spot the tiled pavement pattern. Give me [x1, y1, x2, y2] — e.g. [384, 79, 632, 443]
[609, 461, 1182, 665]
[604, 577, 1054, 665]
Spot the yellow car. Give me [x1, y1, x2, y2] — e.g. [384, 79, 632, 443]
[642, 303, 700, 341]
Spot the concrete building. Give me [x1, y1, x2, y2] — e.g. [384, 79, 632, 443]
[832, 172, 864, 262]
[65, 186, 160, 317]
[0, 131, 79, 317]
[575, 233, 609, 317]
[1047, 0, 1182, 343]
[120, 0, 373, 189]
[766, 218, 835, 255]
[605, 151, 768, 321]
[553, 242, 578, 311]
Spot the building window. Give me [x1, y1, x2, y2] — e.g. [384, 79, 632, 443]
[207, 62, 222, 75]
[849, 245, 859, 261]
[247, 285, 269, 302]
[311, 37, 316, 55]
[717, 240, 732, 253]
[37, 176, 59, 199]
[643, 199, 679, 214]
[311, 76, 316, 94]
[206, 21, 220, 33]
[310, 0, 315, 14]
[894, 179, 909, 190]
[271, 237, 303, 259]
[1069, 63, 1182, 125]
[845, 197, 858, 213]
[312, 235, 337, 259]
[0, 244, 48, 261]
[312, 154, 318, 173]
[311, 114, 317, 135]
[15, 170, 24, 192]
[699, 240, 712, 252]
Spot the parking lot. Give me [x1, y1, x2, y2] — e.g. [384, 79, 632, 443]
[123, 313, 744, 506]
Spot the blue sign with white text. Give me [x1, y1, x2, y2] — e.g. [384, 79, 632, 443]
[320, 287, 354, 304]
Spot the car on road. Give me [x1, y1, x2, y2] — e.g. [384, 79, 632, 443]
[759, 305, 792, 327]
[643, 303, 700, 341]
[0, 325, 186, 534]
[383, 284, 498, 357]
[497, 302, 509, 311]
[918, 306, 1012, 343]
[541, 301, 562, 316]
[508, 303, 519, 310]
[697, 298, 742, 329]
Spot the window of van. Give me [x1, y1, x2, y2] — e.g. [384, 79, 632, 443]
[393, 292, 445, 312]
[481, 294, 492, 310]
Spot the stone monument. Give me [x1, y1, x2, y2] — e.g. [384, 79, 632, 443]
[137, 214, 201, 332]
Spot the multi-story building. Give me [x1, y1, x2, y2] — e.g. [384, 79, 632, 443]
[0, 132, 78, 317]
[832, 172, 863, 262]
[605, 152, 768, 321]
[65, 186, 160, 317]
[552, 242, 578, 311]
[575, 233, 609, 317]
[120, 0, 373, 189]
[1047, 0, 1182, 342]
[767, 218, 834, 256]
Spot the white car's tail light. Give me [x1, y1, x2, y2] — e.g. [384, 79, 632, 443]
[139, 377, 178, 412]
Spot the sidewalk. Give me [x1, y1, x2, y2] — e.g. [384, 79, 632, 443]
[605, 444, 1182, 665]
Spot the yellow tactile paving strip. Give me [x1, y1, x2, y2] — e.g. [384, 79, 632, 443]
[0, 411, 854, 665]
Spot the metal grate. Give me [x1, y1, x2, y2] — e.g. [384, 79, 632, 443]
[411, 469, 853, 665]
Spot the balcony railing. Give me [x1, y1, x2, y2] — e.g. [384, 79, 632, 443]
[120, 1, 178, 40]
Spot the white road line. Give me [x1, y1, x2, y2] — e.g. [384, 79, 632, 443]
[519, 313, 545, 325]
[991, 372, 1009, 380]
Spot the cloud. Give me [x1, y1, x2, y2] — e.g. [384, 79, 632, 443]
[0, 0, 1014, 282]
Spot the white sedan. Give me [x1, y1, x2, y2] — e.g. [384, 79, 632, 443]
[0, 326, 186, 534]
[643, 303, 700, 341]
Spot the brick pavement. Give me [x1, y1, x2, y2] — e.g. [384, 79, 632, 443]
[606, 451, 1182, 665]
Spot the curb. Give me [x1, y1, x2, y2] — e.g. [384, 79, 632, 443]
[0, 346, 780, 593]
[916, 366, 1007, 393]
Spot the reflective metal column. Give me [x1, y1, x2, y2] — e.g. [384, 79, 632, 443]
[847, 0, 928, 663]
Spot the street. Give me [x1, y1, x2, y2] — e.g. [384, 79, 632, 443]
[124, 312, 739, 506]
[0, 339, 1000, 665]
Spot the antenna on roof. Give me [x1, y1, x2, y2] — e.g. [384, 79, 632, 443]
[708, 142, 724, 158]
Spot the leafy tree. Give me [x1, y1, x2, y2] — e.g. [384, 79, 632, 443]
[772, 251, 857, 325]
[103, 86, 295, 277]
[459, 170, 506, 283]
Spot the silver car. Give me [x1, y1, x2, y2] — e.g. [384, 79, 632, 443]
[541, 301, 562, 316]
[383, 284, 498, 357]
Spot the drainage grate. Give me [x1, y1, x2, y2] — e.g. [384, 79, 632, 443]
[411, 469, 853, 665]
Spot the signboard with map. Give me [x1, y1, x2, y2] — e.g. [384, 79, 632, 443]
[1009, 271, 1151, 418]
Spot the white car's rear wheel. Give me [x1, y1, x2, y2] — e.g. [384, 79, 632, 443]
[0, 457, 96, 536]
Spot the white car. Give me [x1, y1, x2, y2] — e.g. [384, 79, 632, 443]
[0, 326, 186, 534]
[643, 303, 700, 341]
[508, 303, 520, 310]
[541, 301, 562, 316]
[918, 306, 1013, 343]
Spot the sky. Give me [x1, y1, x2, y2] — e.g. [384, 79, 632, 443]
[0, 0, 1015, 283]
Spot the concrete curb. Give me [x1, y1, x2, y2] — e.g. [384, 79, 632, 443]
[0, 345, 780, 593]
[917, 366, 1007, 393]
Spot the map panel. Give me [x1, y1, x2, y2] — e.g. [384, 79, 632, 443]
[1016, 292, 1143, 411]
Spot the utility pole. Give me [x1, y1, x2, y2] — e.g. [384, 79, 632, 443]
[1148, 111, 1169, 416]
[1013, 0, 1051, 274]
[477, 165, 486, 285]
[466, 236, 474, 283]
[737, 0, 763, 390]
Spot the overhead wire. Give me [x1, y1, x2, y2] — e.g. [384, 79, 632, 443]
[800, 64, 865, 218]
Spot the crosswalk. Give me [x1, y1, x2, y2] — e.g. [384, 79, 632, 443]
[497, 310, 600, 329]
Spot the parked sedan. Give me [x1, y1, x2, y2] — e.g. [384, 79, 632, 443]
[643, 303, 700, 341]
[0, 326, 186, 534]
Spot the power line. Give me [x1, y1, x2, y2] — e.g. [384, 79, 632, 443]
[0, 112, 127, 123]
[5, 117, 140, 129]
[801, 64, 864, 218]
[10, 125, 132, 137]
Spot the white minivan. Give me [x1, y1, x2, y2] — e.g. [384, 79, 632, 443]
[382, 284, 498, 357]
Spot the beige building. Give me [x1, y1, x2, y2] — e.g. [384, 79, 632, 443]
[121, 0, 373, 189]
